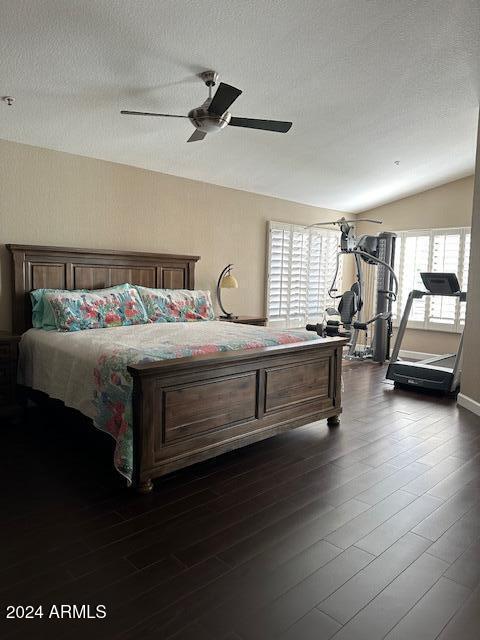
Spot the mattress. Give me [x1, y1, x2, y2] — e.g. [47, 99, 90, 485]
[19, 321, 321, 482]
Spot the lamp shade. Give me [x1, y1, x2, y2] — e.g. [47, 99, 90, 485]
[220, 273, 238, 289]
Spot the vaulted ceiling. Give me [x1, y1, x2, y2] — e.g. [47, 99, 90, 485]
[0, 1, 478, 211]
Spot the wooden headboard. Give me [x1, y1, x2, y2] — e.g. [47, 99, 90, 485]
[7, 244, 200, 335]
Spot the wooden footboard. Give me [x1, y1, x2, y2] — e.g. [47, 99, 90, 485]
[128, 337, 347, 491]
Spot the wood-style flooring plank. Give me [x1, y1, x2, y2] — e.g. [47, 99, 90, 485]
[401, 456, 465, 496]
[355, 494, 442, 556]
[278, 609, 340, 640]
[427, 454, 480, 501]
[325, 490, 416, 550]
[231, 546, 373, 640]
[217, 498, 368, 568]
[426, 503, 480, 564]
[436, 583, 480, 640]
[329, 552, 449, 640]
[354, 461, 431, 505]
[318, 532, 431, 624]
[444, 535, 480, 589]
[383, 577, 471, 640]
[412, 486, 479, 541]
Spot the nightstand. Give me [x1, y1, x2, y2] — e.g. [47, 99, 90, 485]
[218, 316, 267, 327]
[0, 332, 21, 418]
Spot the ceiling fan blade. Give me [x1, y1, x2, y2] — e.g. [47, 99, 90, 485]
[208, 83, 242, 115]
[120, 110, 187, 118]
[187, 129, 207, 143]
[229, 117, 292, 133]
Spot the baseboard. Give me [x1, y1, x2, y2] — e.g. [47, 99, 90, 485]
[457, 393, 480, 417]
[399, 349, 436, 361]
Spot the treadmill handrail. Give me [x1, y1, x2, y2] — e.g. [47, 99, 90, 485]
[390, 291, 414, 363]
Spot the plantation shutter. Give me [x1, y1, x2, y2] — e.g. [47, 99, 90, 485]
[267, 223, 291, 328]
[307, 230, 340, 324]
[428, 231, 461, 328]
[393, 227, 470, 332]
[459, 231, 470, 326]
[267, 222, 340, 328]
[289, 227, 309, 327]
[400, 234, 430, 326]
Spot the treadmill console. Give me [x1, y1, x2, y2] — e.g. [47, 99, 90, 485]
[420, 272, 460, 295]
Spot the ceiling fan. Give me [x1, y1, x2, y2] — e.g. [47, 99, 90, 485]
[121, 70, 292, 143]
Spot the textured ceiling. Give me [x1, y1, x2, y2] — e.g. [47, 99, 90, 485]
[0, 0, 479, 212]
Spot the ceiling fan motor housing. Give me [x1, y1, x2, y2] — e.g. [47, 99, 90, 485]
[188, 101, 231, 133]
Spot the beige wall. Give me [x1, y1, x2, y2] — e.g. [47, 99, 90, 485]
[1, 137, 472, 352]
[462, 114, 480, 404]
[357, 176, 475, 355]
[0, 138, 346, 332]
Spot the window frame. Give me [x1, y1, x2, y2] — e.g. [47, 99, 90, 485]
[393, 226, 470, 334]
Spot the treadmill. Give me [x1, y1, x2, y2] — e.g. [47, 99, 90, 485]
[386, 272, 466, 394]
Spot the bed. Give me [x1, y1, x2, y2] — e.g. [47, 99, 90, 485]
[9, 244, 347, 492]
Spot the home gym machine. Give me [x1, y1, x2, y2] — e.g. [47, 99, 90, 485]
[386, 272, 466, 394]
[305, 217, 398, 364]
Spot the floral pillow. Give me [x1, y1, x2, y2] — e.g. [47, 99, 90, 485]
[31, 284, 137, 330]
[135, 287, 215, 323]
[44, 285, 148, 332]
[31, 287, 86, 330]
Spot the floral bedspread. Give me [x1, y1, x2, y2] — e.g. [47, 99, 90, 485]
[19, 322, 322, 482]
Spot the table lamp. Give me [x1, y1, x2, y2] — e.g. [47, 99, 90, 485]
[216, 264, 238, 319]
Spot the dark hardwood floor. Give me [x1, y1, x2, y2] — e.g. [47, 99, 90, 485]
[2, 362, 480, 639]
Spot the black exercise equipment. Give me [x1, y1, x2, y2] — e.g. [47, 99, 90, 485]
[386, 272, 466, 394]
[305, 218, 397, 363]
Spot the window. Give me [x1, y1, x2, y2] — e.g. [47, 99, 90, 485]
[266, 221, 341, 328]
[393, 227, 470, 333]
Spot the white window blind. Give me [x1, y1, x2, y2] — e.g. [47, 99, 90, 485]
[460, 232, 470, 326]
[394, 227, 470, 333]
[267, 221, 340, 329]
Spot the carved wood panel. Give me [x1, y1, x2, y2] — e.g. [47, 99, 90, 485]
[72, 265, 157, 289]
[110, 267, 156, 287]
[30, 263, 66, 290]
[264, 356, 331, 413]
[159, 267, 186, 289]
[163, 373, 257, 443]
[72, 266, 110, 290]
